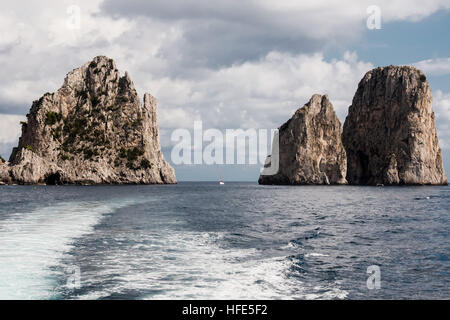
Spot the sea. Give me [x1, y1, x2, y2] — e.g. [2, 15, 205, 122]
[0, 182, 448, 300]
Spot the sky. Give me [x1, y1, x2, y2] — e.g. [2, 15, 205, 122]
[0, 0, 449, 181]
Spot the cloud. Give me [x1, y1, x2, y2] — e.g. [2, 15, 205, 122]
[0, 1, 447, 118]
[100, 0, 353, 68]
[101, 0, 450, 69]
[0, 143, 15, 161]
[0, 114, 25, 144]
[413, 58, 450, 76]
[0, 0, 134, 113]
[434, 90, 450, 149]
[152, 51, 373, 134]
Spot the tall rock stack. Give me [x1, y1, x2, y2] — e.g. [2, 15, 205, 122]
[343, 66, 447, 185]
[1, 56, 176, 185]
[259, 94, 347, 185]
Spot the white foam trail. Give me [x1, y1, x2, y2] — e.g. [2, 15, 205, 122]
[0, 200, 135, 299]
[75, 231, 348, 300]
[0, 197, 348, 300]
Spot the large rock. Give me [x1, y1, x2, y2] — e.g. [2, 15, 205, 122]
[0, 158, 9, 185]
[259, 94, 347, 185]
[1, 56, 176, 185]
[342, 66, 447, 185]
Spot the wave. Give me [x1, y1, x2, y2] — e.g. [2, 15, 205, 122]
[71, 231, 347, 300]
[0, 199, 141, 299]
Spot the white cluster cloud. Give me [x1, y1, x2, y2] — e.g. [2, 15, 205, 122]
[434, 90, 450, 149]
[0, 0, 135, 113]
[155, 51, 373, 130]
[414, 58, 450, 76]
[101, 0, 450, 68]
[0, 115, 25, 144]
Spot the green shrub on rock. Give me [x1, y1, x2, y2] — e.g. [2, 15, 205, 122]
[140, 158, 151, 169]
[45, 111, 61, 126]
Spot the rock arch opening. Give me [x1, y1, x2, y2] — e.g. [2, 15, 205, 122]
[45, 172, 62, 185]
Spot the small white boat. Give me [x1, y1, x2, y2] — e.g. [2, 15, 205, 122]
[219, 180, 225, 185]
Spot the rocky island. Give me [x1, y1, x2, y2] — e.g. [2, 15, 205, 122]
[0, 56, 176, 185]
[259, 66, 447, 186]
[259, 94, 347, 185]
[343, 66, 447, 185]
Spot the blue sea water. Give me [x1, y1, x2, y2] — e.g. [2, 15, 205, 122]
[0, 183, 448, 300]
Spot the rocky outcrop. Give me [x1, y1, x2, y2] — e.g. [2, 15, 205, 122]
[343, 66, 447, 185]
[259, 94, 347, 185]
[0, 158, 9, 185]
[1, 56, 176, 185]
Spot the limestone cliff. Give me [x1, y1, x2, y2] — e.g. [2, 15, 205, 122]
[1, 56, 176, 185]
[259, 94, 347, 185]
[342, 66, 447, 185]
[0, 158, 8, 185]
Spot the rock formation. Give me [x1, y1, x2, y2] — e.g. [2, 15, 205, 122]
[0, 158, 8, 185]
[0, 56, 176, 185]
[259, 94, 347, 185]
[342, 66, 447, 185]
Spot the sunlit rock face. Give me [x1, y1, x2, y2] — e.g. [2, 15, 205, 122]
[343, 66, 447, 185]
[259, 94, 347, 185]
[1, 56, 176, 185]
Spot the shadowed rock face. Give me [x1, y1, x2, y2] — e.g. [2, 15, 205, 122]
[343, 66, 447, 185]
[259, 94, 347, 185]
[0, 56, 176, 185]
